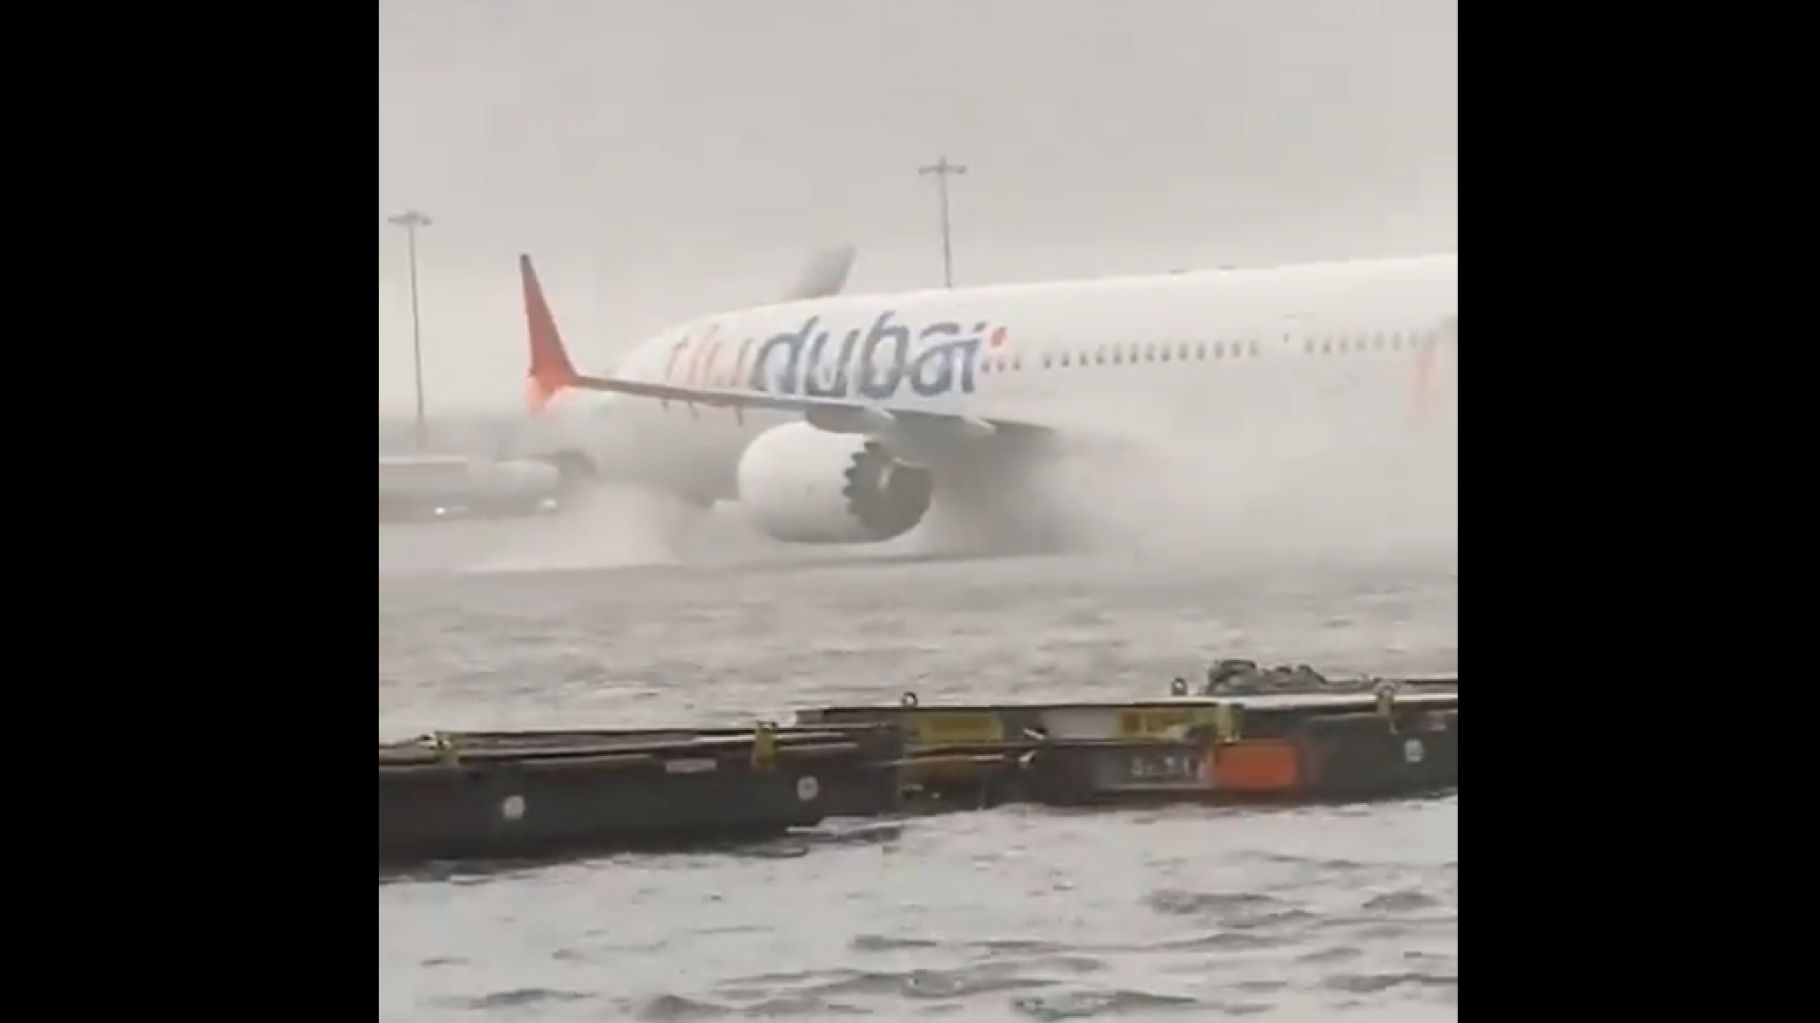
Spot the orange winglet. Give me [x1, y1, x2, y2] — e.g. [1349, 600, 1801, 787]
[520, 254, 579, 415]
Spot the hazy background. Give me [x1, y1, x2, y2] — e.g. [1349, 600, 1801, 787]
[379, 0, 1457, 418]
[381, 12, 1457, 1013]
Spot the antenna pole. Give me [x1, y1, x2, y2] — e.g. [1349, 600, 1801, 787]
[387, 209, 434, 451]
[918, 156, 967, 288]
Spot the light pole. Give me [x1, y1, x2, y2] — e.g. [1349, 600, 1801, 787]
[387, 209, 433, 451]
[918, 156, 966, 288]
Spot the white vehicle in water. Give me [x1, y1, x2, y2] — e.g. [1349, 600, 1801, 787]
[378, 454, 560, 523]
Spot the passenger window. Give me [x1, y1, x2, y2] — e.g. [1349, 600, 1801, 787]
[1113, 347, 1123, 365]
[1247, 340, 1259, 357]
[1195, 342, 1207, 360]
[1161, 343, 1172, 362]
[1060, 353, 1071, 367]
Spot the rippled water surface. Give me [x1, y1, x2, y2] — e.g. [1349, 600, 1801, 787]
[380, 529, 1457, 1021]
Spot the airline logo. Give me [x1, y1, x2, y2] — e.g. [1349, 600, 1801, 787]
[747, 312, 1010, 401]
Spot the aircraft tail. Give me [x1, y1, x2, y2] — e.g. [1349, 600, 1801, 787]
[520, 254, 578, 414]
[781, 244, 857, 302]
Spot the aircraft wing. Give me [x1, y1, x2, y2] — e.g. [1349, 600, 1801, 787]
[520, 254, 1054, 453]
[547, 371, 1049, 441]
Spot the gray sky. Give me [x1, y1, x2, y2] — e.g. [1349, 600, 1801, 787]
[379, 0, 1456, 414]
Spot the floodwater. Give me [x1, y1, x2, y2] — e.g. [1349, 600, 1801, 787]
[379, 524, 1457, 1021]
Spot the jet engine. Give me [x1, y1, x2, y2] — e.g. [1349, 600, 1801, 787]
[736, 423, 935, 543]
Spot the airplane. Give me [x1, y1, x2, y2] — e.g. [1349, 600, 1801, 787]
[516, 248, 1457, 554]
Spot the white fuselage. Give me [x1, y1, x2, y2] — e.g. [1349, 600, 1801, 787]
[542, 253, 1456, 513]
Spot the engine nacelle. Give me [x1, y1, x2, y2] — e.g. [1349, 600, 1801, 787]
[736, 423, 935, 544]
